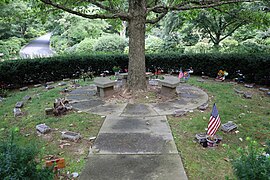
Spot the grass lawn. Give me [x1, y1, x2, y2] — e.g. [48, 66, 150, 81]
[168, 77, 270, 180]
[0, 79, 104, 175]
[0, 76, 269, 179]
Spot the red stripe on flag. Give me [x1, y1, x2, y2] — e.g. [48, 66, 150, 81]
[207, 115, 221, 136]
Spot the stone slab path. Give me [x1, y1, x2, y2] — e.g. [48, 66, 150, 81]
[66, 82, 208, 180]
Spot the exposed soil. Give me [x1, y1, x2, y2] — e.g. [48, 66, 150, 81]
[105, 84, 174, 104]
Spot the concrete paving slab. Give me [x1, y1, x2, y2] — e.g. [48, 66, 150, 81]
[80, 154, 187, 180]
[121, 103, 158, 117]
[72, 100, 105, 111]
[92, 133, 178, 154]
[69, 86, 96, 95]
[150, 101, 185, 115]
[99, 116, 171, 134]
[86, 103, 127, 116]
[66, 94, 96, 101]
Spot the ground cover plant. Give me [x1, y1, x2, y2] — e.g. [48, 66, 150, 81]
[168, 77, 270, 179]
[0, 79, 104, 177]
[0, 75, 269, 179]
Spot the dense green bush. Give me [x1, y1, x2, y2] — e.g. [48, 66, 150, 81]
[0, 53, 269, 88]
[184, 42, 212, 53]
[232, 138, 270, 180]
[145, 36, 165, 53]
[0, 37, 25, 59]
[75, 38, 97, 53]
[93, 34, 127, 53]
[0, 134, 53, 179]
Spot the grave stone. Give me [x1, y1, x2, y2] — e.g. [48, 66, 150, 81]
[15, 101, 24, 108]
[195, 133, 207, 143]
[174, 110, 187, 117]
[0, 96, 3, 102]
[61, 131, 81, 141]
[63, 78, 70, 81]
[13, 108, 23, 117]
[36, 124, 51, 134]
[234, 88, 244, 94]
[46, 85, 55, 90]
[197, 79, 205, 83]
[23, 95, 31, 101]
[221, 122, 237, 132]
[149, 79, 159, 86]
[46, 81, 54, 85]
[267, 92, 270, 96]
[71, 84, 80, 88]
[34, 84, 42, 88]
[45, 108, 54, 115]
[244, 84, 254, 88]
[198, 103, 208, 110]
[58, 82, 67, 86]
[201, 76, 209, 79]
[259, 87, 269, 92]
[61, 87, 70, 93]
[19, 87, 28, 91]
[243, 93, 252, 99]
[195, 133, 222, 147]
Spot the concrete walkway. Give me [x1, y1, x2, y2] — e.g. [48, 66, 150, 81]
[66, 82, 208, 180]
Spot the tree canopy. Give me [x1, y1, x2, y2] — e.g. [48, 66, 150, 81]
[36, 0, 262, 92]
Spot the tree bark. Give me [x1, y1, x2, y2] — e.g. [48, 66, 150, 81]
[127, 0, 147, 92]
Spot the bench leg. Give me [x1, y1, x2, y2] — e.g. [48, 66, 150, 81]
[97, 86, 114, 98]
[161, 86, 177, 98]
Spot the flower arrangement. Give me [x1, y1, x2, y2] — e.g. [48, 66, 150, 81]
[112, 66, 121, 72]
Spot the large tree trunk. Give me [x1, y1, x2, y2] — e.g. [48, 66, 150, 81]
[127, 0, 147, 92]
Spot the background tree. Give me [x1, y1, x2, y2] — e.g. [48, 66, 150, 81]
[192, 3, 270, 50]
[38, 0, 257, 92]
[0, 0, 47, 59]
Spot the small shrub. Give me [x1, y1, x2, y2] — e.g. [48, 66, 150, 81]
[93, 34, 127, 53]
[232, 138, 270, 180]
[0, 134, 54, 180]
[184, 42, 211, 53]
[145, 35, 165, 53]
[241, 39, 267, 53]
[221, 39, 239, 53]
[75, 38, 97, 53]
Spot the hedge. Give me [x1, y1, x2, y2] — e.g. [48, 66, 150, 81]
[0, 53, 269, 88]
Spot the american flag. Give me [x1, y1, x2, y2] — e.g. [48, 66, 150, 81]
[178, 68, 183, 79]
[207, 103, 221, 136]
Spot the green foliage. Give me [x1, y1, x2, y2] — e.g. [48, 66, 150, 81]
[241, 39, 269, 53]
[0, 0, 46, 40]
[50, 12, 108, 54]
[220, 39, 239, 53]
[0, 37, 25, 59]
[75, 38, 97, 53]
[93, 34, 127, 53]
[184, 42, 211, 53]
[0, 53, 270, 87]
[0, 87, 8, 97]
[0, 134, 53, 180]
[232, 138, 270, 180]
[145, 35, 165, 53]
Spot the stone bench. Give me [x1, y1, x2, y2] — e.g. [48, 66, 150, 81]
[94, 77, 116, 98]
[158, 76, 180, 97]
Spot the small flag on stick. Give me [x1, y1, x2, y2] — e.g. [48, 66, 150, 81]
[178, 68, 183, 79]
[207, 103, 221, 136]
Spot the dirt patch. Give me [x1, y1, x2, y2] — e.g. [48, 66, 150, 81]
[105, 85, 175, 104]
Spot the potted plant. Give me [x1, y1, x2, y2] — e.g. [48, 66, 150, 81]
[112, 66, 121, 77]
